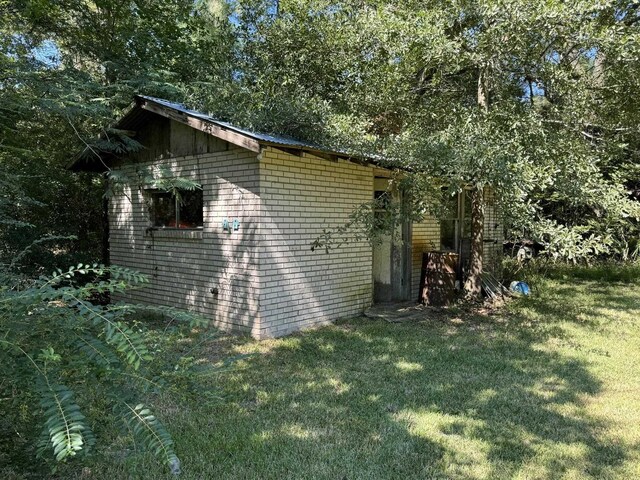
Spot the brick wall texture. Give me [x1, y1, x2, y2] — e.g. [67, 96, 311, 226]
[109, 145, 263, 337]
[110, 124, 503, 338]
[257, 148, 373, 337]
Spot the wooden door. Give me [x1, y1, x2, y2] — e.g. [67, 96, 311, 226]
[372, 178, 411, 303]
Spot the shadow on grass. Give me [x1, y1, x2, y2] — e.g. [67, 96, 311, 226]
[541, 263, 640, 284]
[509, 278, 640, 333]
[194, 304, 625, 479]
[81, 274, 638, 479]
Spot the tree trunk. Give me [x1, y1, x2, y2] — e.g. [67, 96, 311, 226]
[464, 186, 484, 298]
[464, 65, 489, 299]
[477, 66, 489, 112]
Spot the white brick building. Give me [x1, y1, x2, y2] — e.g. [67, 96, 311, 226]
[72, 96, 502, 338]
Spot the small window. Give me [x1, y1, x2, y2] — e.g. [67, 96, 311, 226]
[148, 189, 203, 229]
[440, 190, 471, 251]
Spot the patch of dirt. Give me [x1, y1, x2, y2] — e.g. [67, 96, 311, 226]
[363, 297, 512, 326]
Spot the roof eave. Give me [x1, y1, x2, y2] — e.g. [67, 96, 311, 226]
[69, 94, 387, 172]
[260, 142, 382, 168]
[136, 96, 262, 153]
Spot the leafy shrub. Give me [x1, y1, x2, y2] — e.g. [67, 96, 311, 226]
[0, 262, 208, 475]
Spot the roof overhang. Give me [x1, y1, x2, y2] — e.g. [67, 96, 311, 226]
[137, 96, 261, 153]
[69, 95, 383, 172]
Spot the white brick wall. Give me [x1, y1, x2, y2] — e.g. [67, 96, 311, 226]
[109, 146, 263, 336]
[258, 148, 374, 337]
[109, 129, 501, 338]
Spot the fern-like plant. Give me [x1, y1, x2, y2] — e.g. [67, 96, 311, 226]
[0, 261, 208, 475]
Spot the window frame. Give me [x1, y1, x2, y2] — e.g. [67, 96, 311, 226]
[440, 189, 471, 253]
[146, 187, 204, 230]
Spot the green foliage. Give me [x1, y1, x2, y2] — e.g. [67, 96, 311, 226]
[121, 402, 181, 475]
[4, 0, 639, 277]
[531, 219, 616, 262]
[3, 0, 640, 269]
[1, 4, 229, 474]
[106, 165, 202, 200]
[516, 257, 640, 284]
[48, 272, 640, 479]
[1, 0, 235, 270]
[0, 261, 209, 474]
[216, 0, 640, 262]
[551, 261, 640, 283]
[37, 379, 95, 462]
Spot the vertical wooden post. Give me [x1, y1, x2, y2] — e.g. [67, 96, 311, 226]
[101, 173, 110, 266]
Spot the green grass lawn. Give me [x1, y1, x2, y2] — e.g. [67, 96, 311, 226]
[69, 267, 640, 479]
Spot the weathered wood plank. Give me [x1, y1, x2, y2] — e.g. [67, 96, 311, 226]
[170, 120, 196, 157]
[140, 100, 261, 153]
[208, 135, 228, 153]
[194, 130, 209, 154]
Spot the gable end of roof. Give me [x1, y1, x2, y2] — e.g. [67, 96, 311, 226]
[69, 95, 383, 171]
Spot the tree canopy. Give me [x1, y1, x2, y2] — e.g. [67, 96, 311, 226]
[2, 0, 640, 473]
[208, 0, 640, 267]
[3, 0, 639, 269]
[1, 0, 234, 269]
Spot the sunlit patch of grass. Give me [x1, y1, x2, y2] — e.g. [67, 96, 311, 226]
[395, 409, 492, 479]
[394, 360, 424, 372]
[40, 265, 640, 479]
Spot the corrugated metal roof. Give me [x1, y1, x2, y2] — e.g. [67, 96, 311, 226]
[137, 95, 337, 153]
